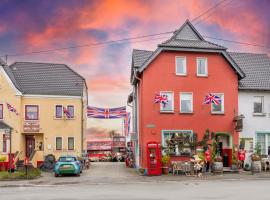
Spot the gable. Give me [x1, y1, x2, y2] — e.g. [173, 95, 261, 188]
[175, 22, 202, 40]
[0, 65, 22, 95]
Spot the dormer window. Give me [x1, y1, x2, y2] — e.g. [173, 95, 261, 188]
[197, 58, 208, 77]
[175, 57, 187, 76]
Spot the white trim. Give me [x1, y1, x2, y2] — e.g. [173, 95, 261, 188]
[67, 136, 75, 151]
[160, 91, 174, 112]
[55, 104, 63, 119]
[196, 57, 208, 77]
[23, 94, 82, 99]
[175, 56, 187, 76]
[253, 96, 264, 114]
[211, 93, 224, 114]
[180, 92, 193, 113]
[0, 65, 22, 95]
[55, 136, 63, 151]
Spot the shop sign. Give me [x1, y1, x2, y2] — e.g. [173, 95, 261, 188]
[87, 141, 112, 150]
[24, 122, 40, 132]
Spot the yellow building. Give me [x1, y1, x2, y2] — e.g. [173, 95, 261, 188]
[0, 61, 88, 167]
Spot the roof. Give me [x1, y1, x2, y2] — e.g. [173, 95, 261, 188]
[0, 121, 12, 130]
[131, 19, 245, 82]
[3, 62, 86, 96]
[228, 52, 270, 90]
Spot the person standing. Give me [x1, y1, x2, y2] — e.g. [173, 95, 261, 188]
[205, 148, 211, 172]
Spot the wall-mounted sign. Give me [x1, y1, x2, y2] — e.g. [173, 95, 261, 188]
[24, 122, 40, 132]
[146, 124, 156, 128]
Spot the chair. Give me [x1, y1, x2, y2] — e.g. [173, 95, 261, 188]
[171, 161, 182, 175]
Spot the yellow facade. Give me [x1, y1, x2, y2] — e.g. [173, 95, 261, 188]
[0, 66, 87, 167]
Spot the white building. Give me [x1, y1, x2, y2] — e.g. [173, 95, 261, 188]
[229, 52, 270, 162]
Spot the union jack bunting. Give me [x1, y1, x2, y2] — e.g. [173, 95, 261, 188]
[63, 107, 72, 118]
[87, 106, 126, 119]
[6, 103, 19, 115]
[124, 112, 131, 136]
[203, 93, 222, 105]
[154, 93, 168, 107]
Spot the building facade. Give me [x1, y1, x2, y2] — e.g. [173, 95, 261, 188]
[0, 62, 88, 167]
[129, 20, 245, 169]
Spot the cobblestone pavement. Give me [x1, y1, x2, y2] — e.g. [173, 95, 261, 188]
[1, 162, 270, 187]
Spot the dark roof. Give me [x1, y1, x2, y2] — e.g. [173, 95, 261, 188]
[0, 121, 12, 130]
[3, 62, 86, 96]
[158, 20, 226, 50]
[228, 52, 270, 90]
[132, 49, 153, 68]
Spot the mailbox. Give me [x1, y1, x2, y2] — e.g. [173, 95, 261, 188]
[146, 141, 162, 176]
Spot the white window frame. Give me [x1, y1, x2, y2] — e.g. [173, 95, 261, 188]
[55, 105, 63, 119]
[253, 96, 264, 114]
[175, 56, 187, 76]
[160, 91, 174, 113]
[67, 105, 75, 119]
[67, 137, 75, 151]
[196, 57, 208, 77]
[211, 93, 224, 114]
[55, 136, 63, 151]
[180, 92, 193, 113]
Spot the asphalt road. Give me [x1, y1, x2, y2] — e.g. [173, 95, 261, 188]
[1, 179, 270, 200]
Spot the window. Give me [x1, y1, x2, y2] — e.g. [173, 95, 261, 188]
[25, 105, 39, 120]
[211, 94, 224, 113]
[67, 105, 74, 118]
[56, 137, 62, 150]
[68, 137, 75, 150]
[175, 57, 186, 75]
[55, 105, 63, 118]
[0, 104, 3, 119]
[253, 96, 264, 114]
[162, 130, 193, 156]
[3, 134, 7, 152]
[256, 133, 270, 155]
[180, 93, 193, 113]
[197, 58, 208, 76]
[160, 92, 174, 112]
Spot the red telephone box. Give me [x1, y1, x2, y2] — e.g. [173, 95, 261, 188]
[146, 141, 162, 176]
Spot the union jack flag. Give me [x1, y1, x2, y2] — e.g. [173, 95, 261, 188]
[154, 93, 168, 107]
[87, 106, 126, 119]
[124, 112, 131, 136]
[63, 107, 73, 118]
[6, 103, 19, 115]
[203, 93, 222, 105]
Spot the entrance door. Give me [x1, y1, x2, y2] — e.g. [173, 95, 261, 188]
[26, 136, 35, 158]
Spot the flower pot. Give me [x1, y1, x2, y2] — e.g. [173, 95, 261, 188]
[251, 161, 261, 174]
[162, 167, 169, 175]
[212, 162, 223, 174]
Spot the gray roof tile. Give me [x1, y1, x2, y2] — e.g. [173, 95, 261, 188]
[132, 49, 153, 68]
[3, 62, 86, 96]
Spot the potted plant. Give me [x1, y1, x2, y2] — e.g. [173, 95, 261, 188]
[161, 155, 170, 175]
[231, 145, 238, 171]
[0, 156, 7, 171]
[212, 155, 223, 173]
[251, 144, 261, 174]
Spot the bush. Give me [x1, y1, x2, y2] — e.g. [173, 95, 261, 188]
[0, 168, 41, 180]
[161, 155, 170, 166]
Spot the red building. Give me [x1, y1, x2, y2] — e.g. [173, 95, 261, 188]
[128, 20, 245, 170]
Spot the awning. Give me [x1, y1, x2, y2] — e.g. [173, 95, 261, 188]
[0, 121, 13, 130]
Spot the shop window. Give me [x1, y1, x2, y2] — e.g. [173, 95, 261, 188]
[256, 133, 270, 155]
[0, 104, 3, 119]
[56, 137, 62, 150]
[25, 105, 39, 120]
[68, 137, 75, 150]
[160, 92, 174, 112]
[55, 105, 63, 118]
[253, 96, 264, 114]
[180, 93, 193, 113]
[175, 57, 187, 75]
[162, 130, 193, 156]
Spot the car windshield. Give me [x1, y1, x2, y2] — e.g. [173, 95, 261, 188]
[58, 157, 76, 162]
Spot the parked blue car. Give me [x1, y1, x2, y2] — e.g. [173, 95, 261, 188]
[54, 155, 82, 177]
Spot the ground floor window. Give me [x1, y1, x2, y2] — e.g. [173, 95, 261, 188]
[256, 132, 270, 155]
[68, 137, 75, 150]
[56, 137, 62, 150]
[162, 130, 193, 156]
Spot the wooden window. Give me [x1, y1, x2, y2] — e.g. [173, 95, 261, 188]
[175, 57, 187, 75]
[55, 105, 63, 118]
[180, 93, 193, 113]
[25, 105, 39, 120]
[56, 137, 62, 150]
[68, 137, 75, 150]
[67, 105, 74, 118]
[0, 104, 3, 119]
[197, 58, 208, 76]
[160, 92, 174, 112]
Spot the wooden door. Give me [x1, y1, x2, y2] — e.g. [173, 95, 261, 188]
[26, 136, 35, 158]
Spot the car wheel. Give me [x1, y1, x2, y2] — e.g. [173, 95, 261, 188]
[77, 173, 80, 177]
[55, 173, 58, 177]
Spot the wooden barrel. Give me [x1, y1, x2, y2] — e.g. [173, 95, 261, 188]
[251, 161, 261, 174]
[212, 162, 223, 173]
